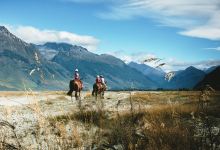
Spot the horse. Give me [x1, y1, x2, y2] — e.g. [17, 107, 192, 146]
[92, 83, 106, 99]
[67, 80, 83, 100]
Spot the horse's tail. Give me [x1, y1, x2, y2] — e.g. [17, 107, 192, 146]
[93, 83, 96, 90]
[69, 80, 74, 90]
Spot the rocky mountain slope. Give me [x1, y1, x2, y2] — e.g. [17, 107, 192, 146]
[0, 26, 69, 90]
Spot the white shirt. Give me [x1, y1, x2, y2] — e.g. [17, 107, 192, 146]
[101, 77, 105, 84]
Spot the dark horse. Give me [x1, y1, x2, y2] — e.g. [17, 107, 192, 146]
[67, 80, 82, 100]
[92, 83, 106, 99]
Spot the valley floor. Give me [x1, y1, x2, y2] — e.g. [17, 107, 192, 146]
[0, 91, 220, 149]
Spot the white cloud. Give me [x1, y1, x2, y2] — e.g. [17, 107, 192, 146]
[5, 25, 99, 51]
[164, 58, 220, 72]
[205, 46, 220, 51]
[107, 50, 156, 64]
[179, 26, 220, 40]
[96, 0, 220, 41]
[108, 51, 220, 72]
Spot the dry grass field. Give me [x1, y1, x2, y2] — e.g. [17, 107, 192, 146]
[0, 90, 220, 149]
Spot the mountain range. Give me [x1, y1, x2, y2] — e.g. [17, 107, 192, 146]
[128, 62, 218, 90]
[0, 26, 157, 90]
[0, 26, 219, 91]
[40, 42, 157, 90]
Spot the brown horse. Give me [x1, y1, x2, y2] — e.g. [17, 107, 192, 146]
[67, 80, 83, 100]
[92, 83, 106, 99]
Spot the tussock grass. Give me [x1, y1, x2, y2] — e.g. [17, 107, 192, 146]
[48, 103, 199, 149]
[103, 104, 197, 150]
[1, 90, 220, 149]
[49, 109, 109, 128]
[132, 91, 201, 104]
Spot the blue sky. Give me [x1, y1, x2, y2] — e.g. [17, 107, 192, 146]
[0, 0, 220, 71]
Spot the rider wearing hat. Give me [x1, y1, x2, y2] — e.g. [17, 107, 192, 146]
[74, 68, 80, 80]
[100, 75, 107, 90]
[100, 75, 105, 84]
[96, 75, 101, 84]
[67, 68, 83, 96]
[74, 68, 83, 88]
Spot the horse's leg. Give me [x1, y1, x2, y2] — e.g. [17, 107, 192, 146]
[98, 89, 102, 99]
[95, 90, 98, 100]
[100, 92, 102, 99]
[92, 83, 96, 96]
[101, 94, 104, 108]
[102, 90, 104, 99]
[78, 90, 82, 108]
[75, 91, 78, 100]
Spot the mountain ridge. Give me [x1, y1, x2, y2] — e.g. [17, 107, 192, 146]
[0, 26, 70, 90]
[195, 66, 220, 90]
[0, 26, 219, 91]
[0, 27, 159, 90]
[166, 66, 206, 89]
[50, 43, 158, 89]
[128, 61, 166, 87]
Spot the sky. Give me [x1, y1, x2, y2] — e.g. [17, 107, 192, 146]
[0, 0, 220, 71]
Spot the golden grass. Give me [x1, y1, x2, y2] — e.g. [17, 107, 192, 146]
[1, 91, 220, 149]
[46, 102, 199, 149]
[132, 91, 201, 104]
[84, 91, 93, 99]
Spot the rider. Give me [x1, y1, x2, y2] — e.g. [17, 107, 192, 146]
[74, 69, 80, 80]
[100, 75, 105, 85]
[92, 75, 101, 96]
[100, 75, 106, 98]
[74, 68, 83, 88]
[96, 75, 101, 84]
[67, 68, 81, 96]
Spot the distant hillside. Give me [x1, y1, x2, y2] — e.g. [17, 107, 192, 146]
[128, 62, 208, 90]
[48, 43, 158, 90]
[204, 65, 219, 74]
[194, 66, 220, 90]
[166, 66, 206, 89]
[128, 62, 166, 87]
